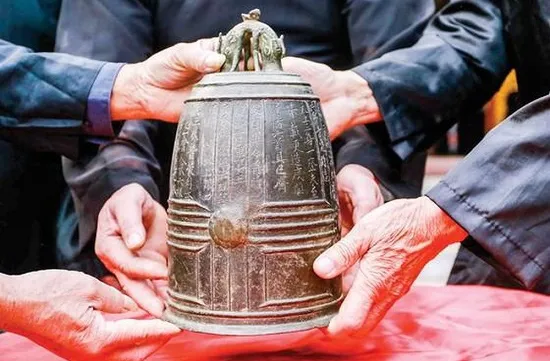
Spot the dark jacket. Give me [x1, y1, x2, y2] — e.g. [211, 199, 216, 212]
[55, 0, 435, 277]
[356, 0, 550, 292]
[0, 33, 104, 273]
[0, 40, 104, 158]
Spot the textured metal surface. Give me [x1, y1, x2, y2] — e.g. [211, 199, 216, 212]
[164, 10, 341, 335]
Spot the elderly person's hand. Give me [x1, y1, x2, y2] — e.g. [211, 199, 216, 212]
[0, 270, 180, 361]
[282, 57, 381, 140]
[111, 39, 225, 123]
[96, 183, 169, 317]
[336, 164, 384, 293]
[337, 164, 384, 237]
[314, 196, 468, 336]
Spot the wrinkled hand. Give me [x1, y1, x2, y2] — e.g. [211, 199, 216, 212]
[96, 183, 169, 317]
[314, 196, 468, 336]
[336, 164, 384, 293]
[337, 164, 383, 237]
[111, 38, 225, 122]
[1, 270, 179, 361]
[282, 57, 381, 139]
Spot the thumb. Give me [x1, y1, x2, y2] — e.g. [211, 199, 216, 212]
[313, 221, 371, 279]
[174, 42, 225, 73]
[106, 319, 181, 344]
[282, 56, 332, 84]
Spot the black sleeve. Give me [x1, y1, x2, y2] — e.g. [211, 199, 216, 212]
[427, 95, 550, 292]
[354, 0, 510, 160]
[0, 40, 105, 158]
[54, 0, 161, 275]
[334, 0, 434, 198]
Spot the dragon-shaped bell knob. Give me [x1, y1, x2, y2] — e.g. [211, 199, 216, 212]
[217, 8, 285, 72]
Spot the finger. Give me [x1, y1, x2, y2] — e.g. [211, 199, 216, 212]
[104, 318, 180, 345]
[313, 221, 371, 279]
[90, 280, 140, 314]
[173, 42, 225, 73]
[282, 57, 331, 82]
[349, 181, 383, 223]
[327, 255, 383, 336]
[195, 37, 219, 51]
[111, 184, 155, 251]
[98, 235, 168, 280]
[152, 279, 169, 301]
[355, 287, 405, 338]
[338, 188, 354, 236]
[116, 272, 166, 318]
[341, 262, 359, 294]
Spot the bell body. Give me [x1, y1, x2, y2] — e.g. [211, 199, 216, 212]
[164, 71, 342, 335]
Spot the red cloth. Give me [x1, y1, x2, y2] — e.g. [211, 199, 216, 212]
[1, 285, 549, 360]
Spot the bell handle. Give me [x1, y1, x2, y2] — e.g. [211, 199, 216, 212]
[217, 9, 285, 72]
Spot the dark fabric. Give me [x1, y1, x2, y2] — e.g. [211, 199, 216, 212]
[355, 0, 510, 160]
[448, 239, 525, 291]
[357, 0, 550, 160]
[354, 0, 550, 291]
[428, 95, 550, 293]
[55, 0, 435, 277]
[0, 146, 65, 274]
[0, 0, 60, 52]
[0, 40, 107, 158]
[0, 1, 108, 275]
[0, 0, 61, 275]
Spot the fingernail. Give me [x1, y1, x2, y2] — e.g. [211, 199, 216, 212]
[314, 257, 335, 277]
[149, 300, 166, 318]
[127, 233, 143, 250]
[204, 53, 225, 70]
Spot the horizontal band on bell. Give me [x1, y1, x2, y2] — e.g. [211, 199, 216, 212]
[248, 229, 338, 243]
[165, 293, 343, 318]
[167, 218, 209, 229]
[166, 231, 210, 242]
[249, 218, 336, 231]
[186, 94, 320, 101]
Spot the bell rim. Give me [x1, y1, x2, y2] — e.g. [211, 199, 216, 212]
[162, 308, 337, 336]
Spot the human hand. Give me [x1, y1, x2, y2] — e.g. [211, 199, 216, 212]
[96, 183, 169, 317]
[336, 164, 384, 293]
[314, 196, 468, 337]
[282, 57, 381, 139]
[0, 270, 179, 361]
[111, 38, 225, 122]
[337, 164, 384, 237]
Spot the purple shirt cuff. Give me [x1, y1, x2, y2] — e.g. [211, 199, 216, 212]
[85, 62, 125, 138]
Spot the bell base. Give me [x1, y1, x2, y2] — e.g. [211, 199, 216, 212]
[163, 308, 337, 336]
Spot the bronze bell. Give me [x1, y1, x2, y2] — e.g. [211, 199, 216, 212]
[164, 9, 342, 335]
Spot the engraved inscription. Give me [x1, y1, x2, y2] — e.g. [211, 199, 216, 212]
[272, 102, 288, 193]
[288, 103, 306, 196]
[301, 101, 321, 199]
[198, 102, 218, 204]
[307, 100, 333, 201]
[215, 102, 233, 204]
[247, 100, 265, 204]
[231, 100, 249, 200]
